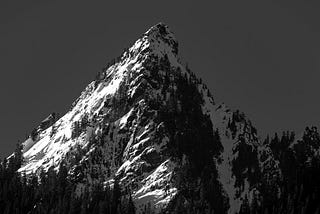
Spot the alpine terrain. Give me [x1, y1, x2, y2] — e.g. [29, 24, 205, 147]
[1, 23, 320, 214]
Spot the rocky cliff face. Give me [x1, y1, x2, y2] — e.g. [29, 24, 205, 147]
[17, 23, 320, 214]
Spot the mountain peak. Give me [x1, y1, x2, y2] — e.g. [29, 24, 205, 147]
[146, 23, 177, 51]
[127, 23, 179, 58]
[144, 22, 175, 39]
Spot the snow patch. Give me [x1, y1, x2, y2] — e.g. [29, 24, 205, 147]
[134, 159, 177, 214]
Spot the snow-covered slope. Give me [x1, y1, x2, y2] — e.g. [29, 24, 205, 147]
[18, 23, 281, 214]
[19, 23, 183, 213]
[20, 23, 176, 173]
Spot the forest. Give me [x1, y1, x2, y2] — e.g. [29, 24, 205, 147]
[0, 144, 135, 214]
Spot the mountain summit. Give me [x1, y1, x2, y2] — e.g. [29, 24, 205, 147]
[143, 23, 178, 51]
[10, 23, 320, 214]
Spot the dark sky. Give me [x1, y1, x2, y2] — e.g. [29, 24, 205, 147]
[1, 0, 320, 158]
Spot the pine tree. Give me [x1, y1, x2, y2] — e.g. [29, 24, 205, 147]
[112, 177, 121, 213]
[127, 194, 136, 214]
[239, 196, 250, 214]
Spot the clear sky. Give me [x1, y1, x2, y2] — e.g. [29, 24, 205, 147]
[1, 0, 320, 158]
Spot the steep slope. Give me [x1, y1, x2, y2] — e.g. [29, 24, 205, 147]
[19, 23, 186, 213]
[18, 23, 282, 214]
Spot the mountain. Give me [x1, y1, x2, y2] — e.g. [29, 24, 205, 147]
[1, 23, 320, 214]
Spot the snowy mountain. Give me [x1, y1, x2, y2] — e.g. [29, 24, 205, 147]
[15, 23, 320, 214]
